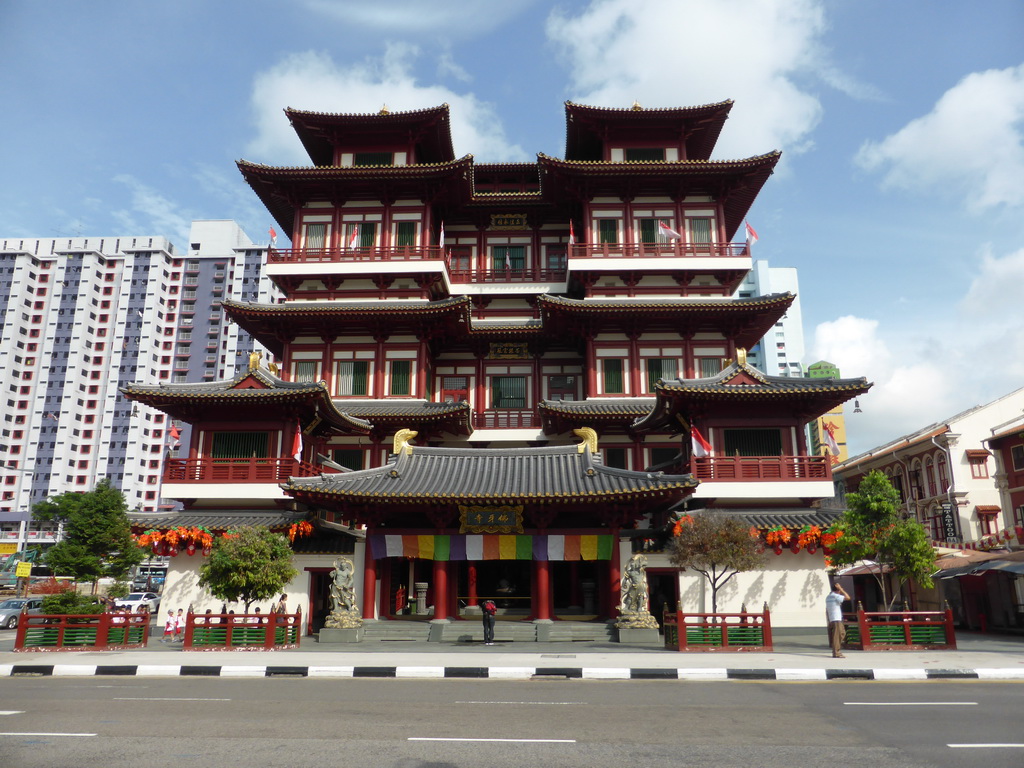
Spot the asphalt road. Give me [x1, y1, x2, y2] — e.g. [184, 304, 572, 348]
[0, 677, 1021, 768]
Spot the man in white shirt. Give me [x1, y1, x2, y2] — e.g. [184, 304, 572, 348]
[825, 582, 851, 658]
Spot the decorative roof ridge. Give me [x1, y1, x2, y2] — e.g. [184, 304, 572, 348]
[538, 292, 794, 309]
[537, 150, 781, 166]
[236, 155, 474, 172]
[285, 103, 450, 120]
[564, 99, 735, 114]
[657, 360, 870, 391]
[222, 295, 471, 311]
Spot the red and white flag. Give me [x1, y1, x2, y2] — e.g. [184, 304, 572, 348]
[268, 227, 277, 247]
[568, 220, 576, 246]
[169, 425, 181, 450]
[691, 426, 713, 458]
[347, 224, 360, 249]
[821, 420, 840, 456]
[658, 220, 682, 240]
[745, 221, 759, 246]
[292, 421, 303, 462]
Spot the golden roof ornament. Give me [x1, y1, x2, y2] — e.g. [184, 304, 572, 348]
[248, 350, 262, 371]
[393, 428, 417, 455]
[379, 104, 390, 115]
[736, 348, 747, 366]
[631, 100, 643, 111]
[573, 427, 599, 454]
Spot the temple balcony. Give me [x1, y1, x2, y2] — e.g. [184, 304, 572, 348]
[446, 265, 568, 284]
[268, 246, 445, 265]
[471, 409, 543, 430]
[567, 241, 750, 274]
[690, 455, 835, 501]
[161, 457, 332, 501]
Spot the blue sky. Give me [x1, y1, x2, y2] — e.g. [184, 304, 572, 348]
[3, 0, 1023, 454]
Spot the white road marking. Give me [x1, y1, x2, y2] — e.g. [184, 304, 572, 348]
[845, 702, 977, 706]
[454, 704, 585, 708]
[948, 744, 1024, 749]
[0, 732, 97, 737]
[0, 711, 25, 716]
[409, 737, 576, 743]
[114, 697, 231, 701]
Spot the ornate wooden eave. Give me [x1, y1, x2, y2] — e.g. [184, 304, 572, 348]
[221, 297, 473, 357]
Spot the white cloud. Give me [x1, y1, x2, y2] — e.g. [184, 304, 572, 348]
[812, 242, 1024, 454]
[301, 0, 537, 37]
[809, 315, 957, 455]
[546, 0, 834, 159]
[246, 47, 527, 164]
[111, 174, 192, 246]
[856, 64, 1024, 211]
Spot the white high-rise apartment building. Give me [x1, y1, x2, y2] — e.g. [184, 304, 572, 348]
[734, 259, 805, 377]
[0, 221, 278, 552]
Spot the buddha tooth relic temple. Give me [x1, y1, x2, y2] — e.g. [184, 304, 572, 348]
[123, 100, 871, 636]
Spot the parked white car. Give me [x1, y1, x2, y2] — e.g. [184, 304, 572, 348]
[0, 597, 43, 629]
[113, 592, 161, 613]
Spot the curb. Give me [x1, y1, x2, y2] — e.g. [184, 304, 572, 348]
[2, 663, 1024, 680]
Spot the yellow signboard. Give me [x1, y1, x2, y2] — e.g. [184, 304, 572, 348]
[0, 543, 17, 555]
[489, 213, 528, 230]
[489, 342, 529, 359]
[15, 561, 32, 578]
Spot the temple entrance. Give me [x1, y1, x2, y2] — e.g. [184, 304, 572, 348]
[551, 560, 602, 618]
[467, 561, 531, 615]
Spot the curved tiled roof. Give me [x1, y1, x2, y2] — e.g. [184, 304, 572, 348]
[222, 296, 470, 318]
[710, 507, 842, 530]
[539, 398, 655, 418]
[538, 293, 793, 313]
[284, 444, 697, 504]
[122, 368, 373, 434]
[129, 510, 305, 532]
[655, 362, 870, 397]
[633, 361, 872, 431]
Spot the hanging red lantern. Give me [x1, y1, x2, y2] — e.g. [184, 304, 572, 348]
[202, 545, 212, 557]
[168, 545, 178, 557]
[186, 542, 196, 556]
[806, 543, 818, 555]
[773, 545, 783, 556]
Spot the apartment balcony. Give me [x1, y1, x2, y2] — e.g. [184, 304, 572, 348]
[690, 455, 834, 502]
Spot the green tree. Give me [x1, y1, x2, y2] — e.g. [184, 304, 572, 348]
[198, 526, 297, 612]
[668, 513, 766, 614]
[33, 479, 143, 592]
[829, 470, 936, 610]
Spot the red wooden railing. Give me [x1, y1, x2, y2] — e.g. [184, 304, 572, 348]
[446, 266, 567, 283]
[269, 246, 445, 263]
[843, 608, 956, 651]
[691, 455, 831, 482]
[163, 457, 323, 483]
[663, 606, 773, 652]
[15, 611, 150, 651]
[569, 242, 749, 260]
[472, 410, 542, 429]
[183, 609, 301, 650]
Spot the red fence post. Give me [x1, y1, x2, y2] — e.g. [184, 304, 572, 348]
[183, 610, 195, 650]
[857, 608, 870, 651]
[761, 604, 773, 651]
[95, 613, 112, 649]
[944, 606, 957, 649]
[14, 609, 28, 649]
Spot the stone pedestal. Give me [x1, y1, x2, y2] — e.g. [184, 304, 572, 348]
[319, 626, 364, 643]
[616, 627, 661, 645]
[581, 580, 597, 614]
[414, 582, 429, 615]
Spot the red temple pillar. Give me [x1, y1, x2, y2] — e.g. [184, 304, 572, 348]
[362, 552, 377, 620]
[433, 559, 448, 620]
[609, 530, 621, 619]
[467, 563, 478, 607]
[448, 563, 459, 619]
[533, 559, 551, 621]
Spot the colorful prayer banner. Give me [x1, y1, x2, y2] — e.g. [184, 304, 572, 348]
[367, 534, 614, 561]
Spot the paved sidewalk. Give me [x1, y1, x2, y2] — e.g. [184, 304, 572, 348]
[2, 628, 1023, 681]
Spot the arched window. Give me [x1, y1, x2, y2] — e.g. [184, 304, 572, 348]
[910, 459, 925, 500]
[925, 457, 937, 497]
[937, 454, 949, 492]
